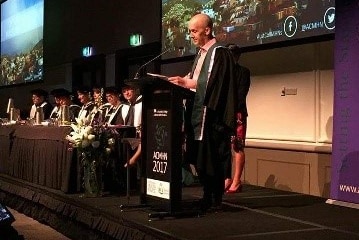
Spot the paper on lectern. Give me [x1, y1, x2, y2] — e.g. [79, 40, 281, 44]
[146, 73, 169, 80]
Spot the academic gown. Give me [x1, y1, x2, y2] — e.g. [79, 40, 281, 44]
[204, 46, 239, 133]
[29, 101, 53, 120]
[192, 46, 238, 181]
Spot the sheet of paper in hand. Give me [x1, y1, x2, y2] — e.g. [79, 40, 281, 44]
[147, 73, 169, 80]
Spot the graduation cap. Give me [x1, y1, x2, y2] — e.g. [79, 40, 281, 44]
[76, 86, 91, 94]
[31, 88, 48, 98]
[120, 81, 135, 90]
[104, 86, 120, 96]
[51, 88, 71, 98]
[50, 88, 63, 97]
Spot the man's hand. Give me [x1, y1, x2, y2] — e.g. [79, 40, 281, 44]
[168, 76, 196, 89]
[168, 76, 185, 87]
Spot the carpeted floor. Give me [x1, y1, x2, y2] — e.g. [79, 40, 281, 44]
[1, 174, 359, 240]
[4, 208, 70, 240]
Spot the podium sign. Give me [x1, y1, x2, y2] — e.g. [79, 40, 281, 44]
[146, 108, 172, 200]
[126, 77, 194, 213]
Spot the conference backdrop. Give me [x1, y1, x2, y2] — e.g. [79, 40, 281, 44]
[331, 0, 359, 204]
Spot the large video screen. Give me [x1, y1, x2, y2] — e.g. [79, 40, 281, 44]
[162, 0, 335, 59]
[1, 0, 44, 86]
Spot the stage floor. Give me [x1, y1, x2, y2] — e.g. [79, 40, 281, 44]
[1, 174, 359, 240]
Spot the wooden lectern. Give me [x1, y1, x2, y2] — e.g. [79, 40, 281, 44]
[125, 76, 194, 216]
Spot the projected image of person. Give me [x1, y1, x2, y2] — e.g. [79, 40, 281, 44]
[168, 13, 238, 212]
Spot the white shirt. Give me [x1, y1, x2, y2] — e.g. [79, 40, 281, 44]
[29, 102, 48, 119]
[121, 95, 142, 127]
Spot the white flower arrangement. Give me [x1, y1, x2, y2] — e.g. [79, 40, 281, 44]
[66, 118, 117, 167]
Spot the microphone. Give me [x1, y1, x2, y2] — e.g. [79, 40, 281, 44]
[133, 48, 172, 79]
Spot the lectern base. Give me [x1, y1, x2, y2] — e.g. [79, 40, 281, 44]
[119, 203, 149, 211]
[148, 209, 201, 221]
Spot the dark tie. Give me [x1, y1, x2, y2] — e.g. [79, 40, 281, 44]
[190, 49, 202, 78]
[50, 111, 58, 119]
[125, 105, 134, 126]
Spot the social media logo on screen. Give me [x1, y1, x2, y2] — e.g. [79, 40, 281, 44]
[324, 7, 335, 30]
[284, 16, 298, 38]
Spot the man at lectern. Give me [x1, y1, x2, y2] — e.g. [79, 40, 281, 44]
[168, 13, 238, 212]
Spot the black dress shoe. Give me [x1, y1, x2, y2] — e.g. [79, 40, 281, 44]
[207, 202, 223, 213]
[199, 198, 212, 212]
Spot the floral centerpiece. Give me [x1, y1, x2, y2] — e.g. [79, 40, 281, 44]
[66, 118, 117, 197]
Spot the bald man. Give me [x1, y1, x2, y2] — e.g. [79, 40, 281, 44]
[169, 13, 238, 212]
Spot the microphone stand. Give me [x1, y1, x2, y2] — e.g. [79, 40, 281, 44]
[133, 48, 171, 79]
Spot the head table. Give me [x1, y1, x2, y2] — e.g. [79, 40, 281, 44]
[0, 124, 79, 193]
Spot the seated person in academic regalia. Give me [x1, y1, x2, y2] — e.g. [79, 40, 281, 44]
[102, 86, 127, 192]
[120, 83, 142, 167]
[103, 86, 123, 125]
[120, 83, 142, 128]
[52, 88, 81, 123]
[120, 84, 143, 191]
[90, 86, 111, 123]
[76, 86, 95, 123]
[29, 88, 53, 120]
[92, 86, 111, 109]
[49, 88, 63, 119]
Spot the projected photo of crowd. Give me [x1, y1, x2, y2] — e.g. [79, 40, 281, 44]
[1, 0, 44, 87]
[162, 0, 335, 59]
